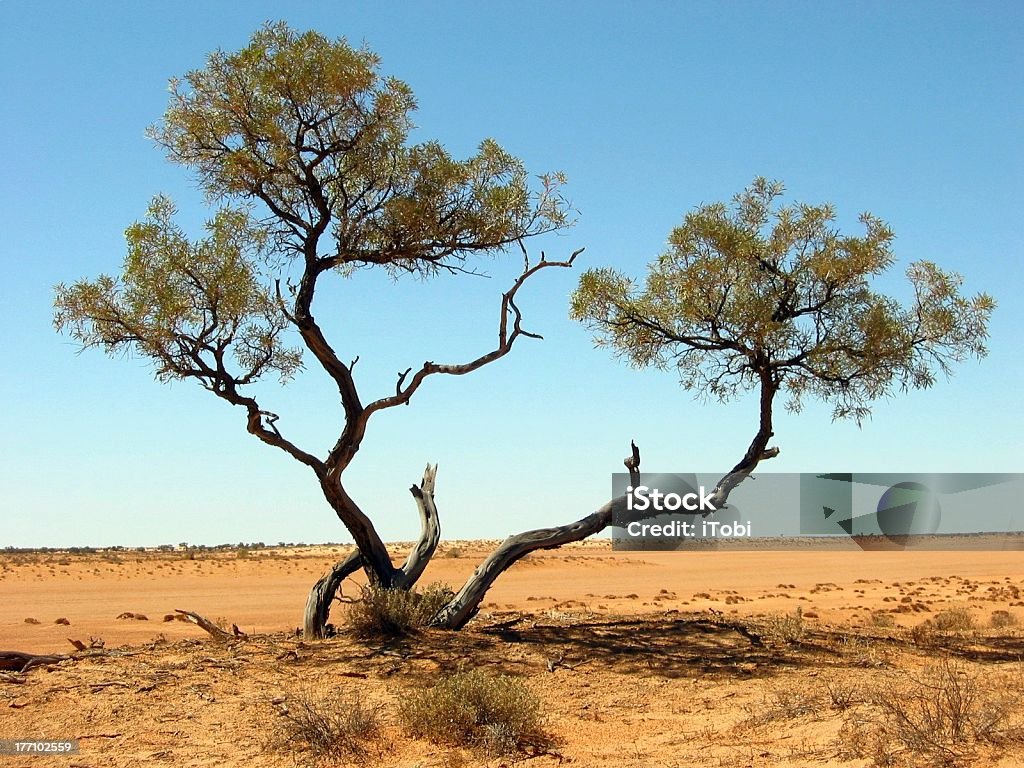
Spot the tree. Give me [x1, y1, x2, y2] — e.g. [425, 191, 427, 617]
[54, 22, 584, 636]
[571, 178, 994, 504]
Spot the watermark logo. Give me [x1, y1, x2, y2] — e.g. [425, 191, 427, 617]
[613, 472, 1023, 551]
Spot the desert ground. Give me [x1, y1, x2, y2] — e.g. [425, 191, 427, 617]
[2, 540, 1024, 767]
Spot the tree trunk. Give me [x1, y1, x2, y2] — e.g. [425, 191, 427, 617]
[303, 550, 362, 639]
[307, 427, 779, 636]
[434, 427, 779, 630]
[431, 444, 642, 629]
[303, 464, 441, 639]
[431, 499, 624, 629]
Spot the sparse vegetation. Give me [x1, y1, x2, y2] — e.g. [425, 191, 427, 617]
[990, 609, 1017, 629]
[842, 659, 1024, 766]
[399, 667, 550, 756]
[932, 607, 974, 632]
[763, 607, 805, 645]
[344, 582, 455, 639]
[869, 611, 897, 628]
[269, 686, 382, 761]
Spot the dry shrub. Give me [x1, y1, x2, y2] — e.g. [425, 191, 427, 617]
[345, 582, 454, 639]
[826, 679, 864, 711]
[270, 686, 382, 761]
[932, 608, 974, 632]
[739, 685, 823, 729]
[399, 667, 550, 756]
[910, 620, 939, 648]
[990, 609, 1017, 629]
[763, 607, 805, 645]
[869, 611, 897, 628]
[841, 659, 1023, 766]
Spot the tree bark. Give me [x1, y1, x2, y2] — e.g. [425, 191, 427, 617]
[0, 651, 69, 673]
[433, 424, 778, 630]
[394, 464, 441, 589]
[303, 550, 363, 639]
[303, 464, 441, 639]
[706, 372, 779, 509]
[431, 444, 642, 629]
[431, 499, 625, 629]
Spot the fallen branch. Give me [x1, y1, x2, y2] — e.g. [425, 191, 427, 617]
[0, 651, 69, 672]
[173, 610, 233, 641]
[545, 653, 592, 673]
[0, 672, 26, 684]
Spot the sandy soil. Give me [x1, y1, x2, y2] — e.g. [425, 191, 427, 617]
[2, 541, 1024, 767]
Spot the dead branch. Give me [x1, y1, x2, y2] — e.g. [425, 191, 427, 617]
[545, 653, 593, 673]
[0, 651, 70, 672]
[173, 609, 234, 641]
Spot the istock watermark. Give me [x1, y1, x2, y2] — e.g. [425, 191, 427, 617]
[611, 472, 1024, 551]
[626, 484, 718, 513]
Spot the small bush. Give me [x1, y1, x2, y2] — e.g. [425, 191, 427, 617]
[869, 611, 896, 628]
[826, 679, 863, 711]
[345, 581, 454, 638]
[990, 609, 1017, 629]
[910, 620, 938, 648]
[842, 659, 1023, 766]
[271, 686, 381, 760]
[932, 607, 974, 632]
[399, 667, 549, 756]
[763, 607, 805, 644]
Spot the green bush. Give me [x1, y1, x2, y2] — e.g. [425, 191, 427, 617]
[399, 668, 549, 755]
[344, 581, 454, 638]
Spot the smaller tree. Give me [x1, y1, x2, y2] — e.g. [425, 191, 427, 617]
[571, 178, 994, 503]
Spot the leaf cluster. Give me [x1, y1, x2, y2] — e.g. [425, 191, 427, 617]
[55, 197, 300, 390]
[571, 178, 994, 422]
[150, 21, 570, 276]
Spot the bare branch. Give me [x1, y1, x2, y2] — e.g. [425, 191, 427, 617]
[173, 609, 235, 642]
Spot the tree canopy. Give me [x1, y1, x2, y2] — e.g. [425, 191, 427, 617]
[572, 178, 993, 501]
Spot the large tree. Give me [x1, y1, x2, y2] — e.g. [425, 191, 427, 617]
[571, 178, 994, 503]
[54, 25, 995, 637]
[54, 23, 586, 635]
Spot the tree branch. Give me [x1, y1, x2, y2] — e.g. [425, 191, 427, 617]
[358, 247, 583, 426]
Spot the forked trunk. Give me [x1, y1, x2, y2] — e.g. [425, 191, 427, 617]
[303, 465, 441, 639]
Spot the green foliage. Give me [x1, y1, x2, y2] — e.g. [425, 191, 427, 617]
[55, 21, 569, 391]
[54, 197, 300, 388]
[149, 21, 569, 277]
[399, 667, 548, 756]
[344, 581, 454, 638]
[571, 178, 994, 423]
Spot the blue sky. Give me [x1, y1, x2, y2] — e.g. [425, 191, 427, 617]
[1, 2, 1021, 548]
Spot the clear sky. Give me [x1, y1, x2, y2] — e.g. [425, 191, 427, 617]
[1, 2, 1021, 548]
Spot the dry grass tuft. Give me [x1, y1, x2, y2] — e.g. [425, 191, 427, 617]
[990, 609, 1017, 629]
[268, 686, 382, 762]
[399, 667, 551, 756]
[762, 607, 805, 645]
[840, 658, 1024, 766]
